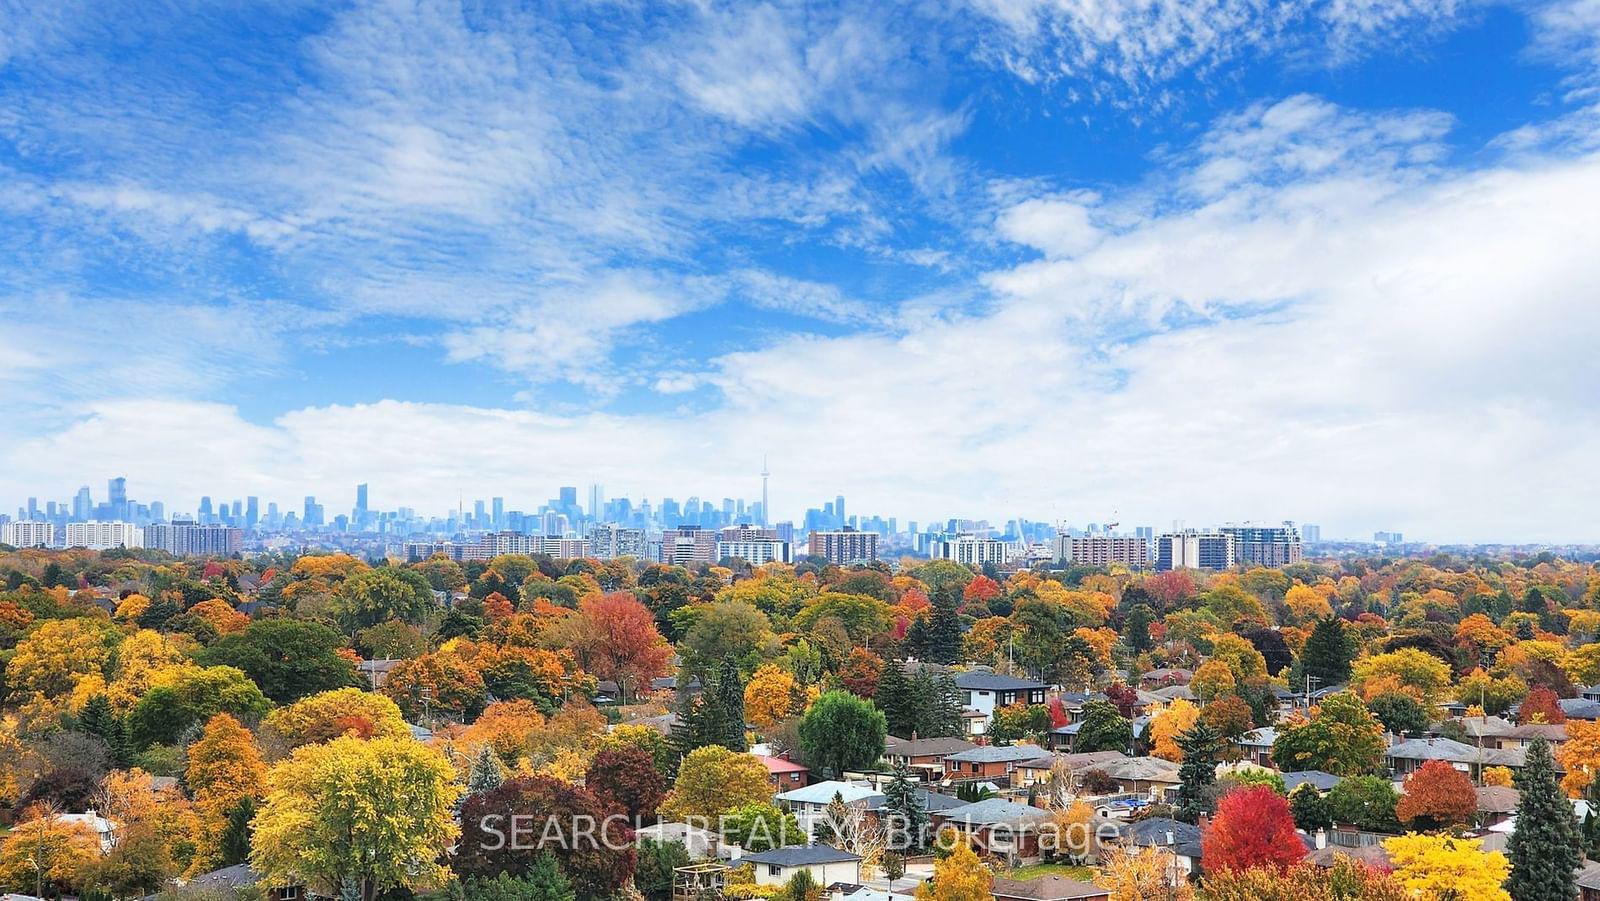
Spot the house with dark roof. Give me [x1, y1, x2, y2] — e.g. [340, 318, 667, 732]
[1475, 785, 1520, 827]
[1014, 751, 1127, 790]
[953, 671, 1047, 735]
[990, 875, 1110, 901]
[883, 736, 978, 778]
[740, 846, 862, 887]
[1384, 737, 1529, 779]
[1233, 727, 1278, 768]
[943, 744, 1049, 784]
[1280, 771, 1342, 794]
[934, 798, 1055, 864]
[1109, 817, 1203, 875]
[1091, 757, 1182, 803]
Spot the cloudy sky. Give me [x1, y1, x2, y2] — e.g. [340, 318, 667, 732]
[3, 0, 1599, 542]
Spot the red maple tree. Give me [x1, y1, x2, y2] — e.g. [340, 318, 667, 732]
[1519, 685, 1567, 724]
[585, 748, 668, 820]
[1202, 785, 1307, 874]
[1395, 759, 1477, 829]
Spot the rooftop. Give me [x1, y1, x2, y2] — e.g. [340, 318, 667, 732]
[953, 672, 1048, 691]
[991, 875, 1110, 901]
[944, 744, 1048, 764]
[940, 798, 1055, 828]
[775, 780, 884, 806]
[739, 846, 862, 867]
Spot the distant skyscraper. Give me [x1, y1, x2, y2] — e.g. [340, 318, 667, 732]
[473, 500, 486, 528]
[355, 483, 369, 525]
[588, 484, 605, 519]
[559, 486, 578, 512]
[835, 495, 845, 528]
[1302, 523, 1321, 543]
[198, 496, 214, 522]
[73, 485, 92, 520]
[303, 496, 324, 527]
[246, 496, 259, 528]
[760, 457, 770, 526]
[808, 527, 878, 564]
[108, 476, 127, 520]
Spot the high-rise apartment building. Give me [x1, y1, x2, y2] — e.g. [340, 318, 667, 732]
[1219, 523, 1302, 567]
[931, 534, 1012, 567]
[66, 521, 143, 550]
[717, 538, 792, 565]
[1053, 535, 1151, 568]
[807, 527, 878, 564]
[145, 521, 243, 556]
[2, 521, 56, 548]
[660, 525, 719, 566]
[1155, 530, 1236, 571]
[588, 524, 647, 560]
[1302, 523, 1321, 543]
[108, 476, 128, 521]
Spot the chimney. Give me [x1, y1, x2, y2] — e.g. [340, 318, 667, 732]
[1314, 828, 1327, 850]
[1164, 831, 1174, 845]
[1197, 813, 1210, 831]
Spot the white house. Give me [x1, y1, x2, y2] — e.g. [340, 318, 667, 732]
[741, 846, 862, 887]
[775, 780, 883, 835]
[951, 672, 1048, 735]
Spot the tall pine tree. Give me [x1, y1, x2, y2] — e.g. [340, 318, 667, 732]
[874, 659, 914, 738]
[1174, 720, 1222, 824]
[1301, 616, 1357, 685]
[1507, 737, 1581, 901]
[922, 602, 963, 664]
[77, 693, 133, 769]
[671, 656, 747, 755]
[1583, 772, 1600, 859]
[882, 762, 928, 850]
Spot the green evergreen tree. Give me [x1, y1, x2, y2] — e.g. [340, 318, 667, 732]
[882, 762, 928, 850]
[713, 655, 747, 751]
[218, 796, 256, 866]
[1582, 774, 1600, 859]
[1122, 604, 1154, 653]
[922, 601, 963, 664]
[1174, 720, 1222, 824]
[466, 744, 504, 798]
[78, 693, 134, 768]
[1507, 737, 1581, 901]
[1301, 616, 1357, 685]
[874, 659, 913, 738]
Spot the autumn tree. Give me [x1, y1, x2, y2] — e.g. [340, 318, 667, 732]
[1149, 699, 1200, 762]
[659, 746, 772, 821]
[839, 648, 884, 697]
[916, 841, 990, 901]
[0, 810, 100, 897]
[259, 687, 410, 755]
[1366, 692, 1428, 737]
[1200, 695, 1255, 752]
[1271, 692, 1385, 776]
[585, 749, 667, 821]
[1384, 833, 1510, 901]
[569, 592, 673, 701]
[457, 775, 635, 901]
[251, 735, 459, 901]
[331, 566, 437, 631]
[187, 712, 267, 829]
[1395, 760, 1476, 830]
[126, 664, 272, 748]
[1201, 785, 1306, 875]
[800, 690, 887, 779]
[1101, 844, 1193, 901]
[745, 663, 801, 730]
[1200, 858, 1403, 901]
[1518, 685, 1566, 724]
[1507, 736, 1581, 901]
[8, 617, 116, 722]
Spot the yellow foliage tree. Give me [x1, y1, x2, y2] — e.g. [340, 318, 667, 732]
[1284, 584, 1333, 624]
[113, 592, 152, 621]
[659, 746, 774, 821]
[187, 713, 267, 816]
[1351, 648, 1452, 706]
[0, 812, 100, 896]
[251, 735, 459, 899]
[1190, 660, 1237, 703]
[105, 629, 187, 711]
[744, 664, 800, 730]
[458, 699, 547, 764]
[1559, 719, 1600, 797]
[259, 687, 410, 756]
[916, 841, 992, 901]
[1149, 699, 1201, 762]
[1101, 844, 1192, 901]
[1383, 833, 1509, 901]
[1482, 766, 1514, 788]
[188, 598, 250, 634]
[9, 618, 116, 724]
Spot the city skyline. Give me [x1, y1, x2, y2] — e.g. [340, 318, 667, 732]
[5, 3, 1600, 543]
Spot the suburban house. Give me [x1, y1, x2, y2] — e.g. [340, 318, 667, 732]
[740, 846, 863, 887]
[1280, 771, 1342, 795]
[1138, 668, 1192, 688]
[990, 875, 1111, 901]
[1384, 737, 1528, 779]
[1106, 817, 1203, 876]
[177, 864, 313, 900]
[1014, 751, 1127, 789]
[1233, 727, 1277, 768]
[953, 672, 1048, 735]
[943, 745, 1049, 785]
[756, 754, 813, 791]
[1475, 786, 1520, 828]
[1579, 860, 1600, 901]
[934, 798, 1055, 864]
[883, 736, 979, 779]
[774, 781, 884, 835]
[1089, 757, 1181, 803]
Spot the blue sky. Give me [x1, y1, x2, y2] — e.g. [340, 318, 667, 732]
[4, 0, 1600, 541]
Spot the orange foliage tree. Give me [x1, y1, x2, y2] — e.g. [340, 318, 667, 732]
[1394, 760, 1477, 830]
